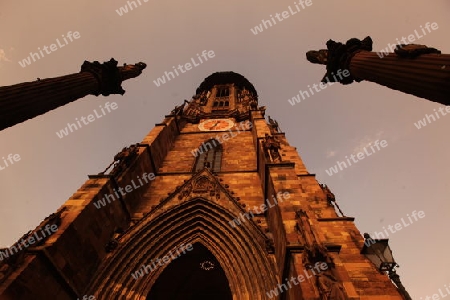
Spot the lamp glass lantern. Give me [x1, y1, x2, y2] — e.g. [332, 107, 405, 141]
[361, 234, 398, 272]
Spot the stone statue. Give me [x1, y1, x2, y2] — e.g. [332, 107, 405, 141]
[187, 100, 202, 116]
[316, 272, 347, 300]
[306, 49, 328, 65]
[170, 104, 182, 115]
[304, 242, 330, 266]
[265, 232, 275, 253]
[394, 44, 441, 58]
[110, 144, 139, 176]
[320, 184, 335, 202]
[258, 106, 266, 117]
[263, 134, 281, 162]
[199, 91, 208, 105]
[302, 242, 347, 299]
[268, 116, 280, 133]
[250, 99, 258, 110]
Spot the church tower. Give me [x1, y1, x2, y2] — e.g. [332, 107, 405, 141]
[0, 72, 408, 299]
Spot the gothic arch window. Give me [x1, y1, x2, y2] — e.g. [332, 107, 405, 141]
[215, 87, 229, 98]
[213, 87, 230, 110]
[236, 89, 242, 103]
[193, 139, 222, 172]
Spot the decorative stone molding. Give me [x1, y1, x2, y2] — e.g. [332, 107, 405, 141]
[99, 144, 139, 177]
[306, 36, 373, 84]
[85, 197, 277, 299]
[262, 134, 282, 163]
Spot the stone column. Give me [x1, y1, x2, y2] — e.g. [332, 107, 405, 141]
[307, 36, 450, 105]
[0, 58, 146, 131]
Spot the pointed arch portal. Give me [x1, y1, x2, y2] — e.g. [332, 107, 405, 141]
[87, 197, 278, 300]
[146, 243, 232, 300]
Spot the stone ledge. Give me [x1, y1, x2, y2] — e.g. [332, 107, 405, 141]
[318, 217, 355, 222]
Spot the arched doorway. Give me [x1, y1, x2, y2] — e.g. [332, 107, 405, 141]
[147, 243, 232, 300]
[86, 196, 278, 299]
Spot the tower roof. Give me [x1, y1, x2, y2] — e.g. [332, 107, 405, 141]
[196, 71, 258, 97]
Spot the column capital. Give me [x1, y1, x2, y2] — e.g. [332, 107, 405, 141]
[307, 36, 373, 84]
[80, 58, 146, 96]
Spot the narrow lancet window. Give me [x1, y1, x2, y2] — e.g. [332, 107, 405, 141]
[193, 139, 222, 172]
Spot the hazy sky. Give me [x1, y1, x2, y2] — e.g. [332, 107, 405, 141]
[1, 0, 449, 297]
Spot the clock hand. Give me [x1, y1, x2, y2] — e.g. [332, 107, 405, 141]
[210, 122, 219, 128]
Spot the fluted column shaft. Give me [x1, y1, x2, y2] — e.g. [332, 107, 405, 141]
[0, 59, 146, 131]
[0, 72, 98, 130]
[350, 51, 450, 104]
[307, 36, 450, 105]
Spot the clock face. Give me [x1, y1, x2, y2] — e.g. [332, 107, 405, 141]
[198, 119, 234, 131]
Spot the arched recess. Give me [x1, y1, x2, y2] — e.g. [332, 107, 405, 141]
[193, 139, 222, 172]
[86, 198, 278, 300]
[146, 242, 232, 299]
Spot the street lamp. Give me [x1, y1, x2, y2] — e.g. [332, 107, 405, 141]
[361, 233, 412, 300]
